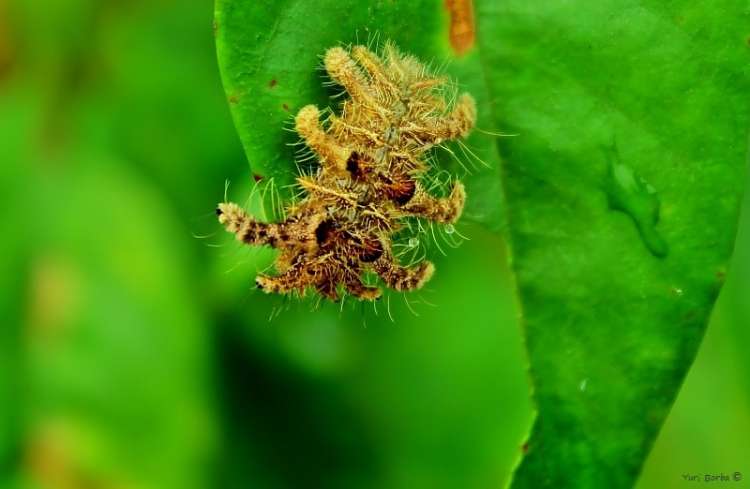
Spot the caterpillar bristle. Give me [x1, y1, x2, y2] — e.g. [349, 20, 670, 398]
[218, 42, 476, 301]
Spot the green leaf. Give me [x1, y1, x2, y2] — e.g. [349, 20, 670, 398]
[216, 0, 749, 486]
[214, 0, 504, 230]
[475, 1, 749, 487]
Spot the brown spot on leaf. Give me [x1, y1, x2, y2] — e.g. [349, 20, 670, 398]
[282, 103, 290, 112]
[269, 79, 277, 88]
[253, 174, 264, 182]
[521, 442, 529, 453]
[228, 94, 239, 105]
[444, 0, 475, 56]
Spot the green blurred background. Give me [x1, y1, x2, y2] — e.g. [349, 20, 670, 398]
[1, 1, 748, 488]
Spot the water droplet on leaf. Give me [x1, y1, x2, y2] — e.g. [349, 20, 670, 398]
[408, 237, 419, 248]
[603, 146, 668, 258]
[445, 224, 455, 234]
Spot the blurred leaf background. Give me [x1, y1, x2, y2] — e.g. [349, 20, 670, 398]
[1, 1, 748, 488]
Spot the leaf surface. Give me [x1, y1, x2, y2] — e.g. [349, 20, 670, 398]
[474, 1, 749, 486]
[216, 0, 750, 487]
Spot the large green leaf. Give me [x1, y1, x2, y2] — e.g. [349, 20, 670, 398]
[215, 0, 748, 487]
[214, 0, 504, 230]
[475, 1, 749, 487]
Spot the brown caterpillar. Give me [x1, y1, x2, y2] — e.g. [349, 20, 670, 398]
[218, 42, 476, 301]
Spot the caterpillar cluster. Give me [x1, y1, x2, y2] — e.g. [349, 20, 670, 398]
[217, 42, 476, 301]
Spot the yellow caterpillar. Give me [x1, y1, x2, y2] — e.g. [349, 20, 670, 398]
[217, 42, 476, 301]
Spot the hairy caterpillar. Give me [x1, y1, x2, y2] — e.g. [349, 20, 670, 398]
[217, 42, 476, 301]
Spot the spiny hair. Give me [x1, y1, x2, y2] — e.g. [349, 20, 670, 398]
[218, 41, 476, 301]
